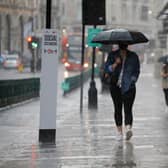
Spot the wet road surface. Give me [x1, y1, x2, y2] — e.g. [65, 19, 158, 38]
[0, 64, 168, 168]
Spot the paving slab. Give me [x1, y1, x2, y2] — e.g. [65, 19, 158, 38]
[0, 64, 168, 168]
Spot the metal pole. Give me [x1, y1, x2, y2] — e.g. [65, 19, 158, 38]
[88, 25, 97, 109]
[80, 0, 86, 113]
[33, 49, 36, 73]
[46, 0, 52, 28]
[91, 30, 96, 80]
[80, 21, 85, 113]
[0, 15, 1, 57]
[32, 49, 35, 73]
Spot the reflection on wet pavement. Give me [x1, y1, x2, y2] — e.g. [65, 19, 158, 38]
[0, 64, 168, 167]
[112, 142, 136, 168]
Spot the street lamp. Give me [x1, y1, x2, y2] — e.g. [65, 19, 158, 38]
[81, 0, 106, 111]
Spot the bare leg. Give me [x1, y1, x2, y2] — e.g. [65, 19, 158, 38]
[117, 126, 123, 134]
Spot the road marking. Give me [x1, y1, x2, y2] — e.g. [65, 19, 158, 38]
[0, 155, 112, 161]
[134, 145, 154, 149]
[140, 73, 153, 77]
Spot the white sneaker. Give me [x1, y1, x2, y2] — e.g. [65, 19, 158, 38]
[116, 132, 123, 141]
[125, 129, 133, 140]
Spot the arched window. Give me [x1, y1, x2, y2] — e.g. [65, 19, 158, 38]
[141, 5, 149, 21]
[6, 14, 11, 52]
[20, 16, 24, 55]
[122, 3, 127, 21]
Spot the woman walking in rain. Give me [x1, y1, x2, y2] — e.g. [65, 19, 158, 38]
[104, 44, 140, 141]
[161, 63, 168, 106]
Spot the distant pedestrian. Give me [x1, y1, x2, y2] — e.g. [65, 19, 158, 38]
[104, 44, 140, 141]
[161, 64, 168, 106]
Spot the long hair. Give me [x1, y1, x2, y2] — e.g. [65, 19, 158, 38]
[163, 64, 168, 73]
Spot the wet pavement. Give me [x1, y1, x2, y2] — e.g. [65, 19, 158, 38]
[0, 64, 168, 168]
[0, 68, 40, 80]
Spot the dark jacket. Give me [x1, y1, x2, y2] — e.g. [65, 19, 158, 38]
[104, 49, 140, 94]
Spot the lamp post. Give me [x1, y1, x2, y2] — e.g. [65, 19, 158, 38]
[88, 25, 97, 109]
[81, 0, 106, 110]
[46, 0, 52, 28]
[80, 0, 86, 113]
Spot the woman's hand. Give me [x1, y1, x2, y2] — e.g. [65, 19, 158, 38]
[115, 57, 121, 64]
[105, 73, 109, 78]
[111, 57, 121, 70]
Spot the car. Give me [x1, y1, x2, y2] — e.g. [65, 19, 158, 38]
[3, 54, 21, 69]
[0, 55, 4, 63]
[64, 57, 89, 71]
[0, 55, 5, 68]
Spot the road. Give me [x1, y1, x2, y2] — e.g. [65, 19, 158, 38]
[1, 63, 167, 168]
[0, 63, 80, 81]
[0, 67, 40, 80]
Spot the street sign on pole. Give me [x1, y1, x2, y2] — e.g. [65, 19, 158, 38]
[42, 30, 58, 56]
[88, 26, 99, 109]
[87, 28, 102, 47]
[39, 29, 59, 143]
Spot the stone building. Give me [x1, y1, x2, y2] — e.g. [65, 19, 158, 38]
[157, 0, 168, 53]
[61, 0, 160, 45]
[60, 0, 161, 64]
[0, 0, 41, 57]
[61, 0, 156, 35]
[0, 0, 62, 61]
[0, 0, 164, 62]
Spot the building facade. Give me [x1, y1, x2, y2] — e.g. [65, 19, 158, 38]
[0, 0, 165, 61]
[0, 0, 62, 59]
[0, 0, 41, 56]
[60, 0, 164, 64]
[61, 0, 158, 37]
[60, 0, 164, 52]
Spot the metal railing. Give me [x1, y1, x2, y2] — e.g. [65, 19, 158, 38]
[61, 69, 92, 95]
[0, 78, 40, 107]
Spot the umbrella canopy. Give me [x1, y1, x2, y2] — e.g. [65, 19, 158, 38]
[158, 55, 168, 64]
[92, 28, 149, 45]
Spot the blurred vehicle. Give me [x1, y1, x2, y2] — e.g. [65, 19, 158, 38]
[0, 55, 5, 68]
[62, 32, 90, 71]
[3, 54, 21, 69]
[64, 56, 89, 71]
[0, 55, 4, 63]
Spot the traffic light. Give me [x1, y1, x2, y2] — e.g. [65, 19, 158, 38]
[27, 36, 32, 49]
[27, 36, 39, 49]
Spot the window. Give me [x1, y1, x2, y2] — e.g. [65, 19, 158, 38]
[112, 16, 116, 22]
[140, 6, 148, 21]
[122, 3, 127, 20]
[110, 2, 116, 22]
[132, 4, 137, 20]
